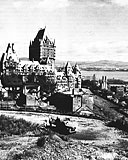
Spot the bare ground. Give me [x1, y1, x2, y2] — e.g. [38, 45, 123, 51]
[0, 111, 128, 159]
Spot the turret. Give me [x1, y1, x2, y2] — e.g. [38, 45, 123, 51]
[65, 62, 72, 76]
[101, 76, 107, 90]
[73, 63, 81, 76]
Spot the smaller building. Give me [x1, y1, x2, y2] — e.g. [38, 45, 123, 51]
[48, 89, 82, 113]
[116, 86, 124, 98]
[56, 62, 82, 91]
[48, 88, 94, 114]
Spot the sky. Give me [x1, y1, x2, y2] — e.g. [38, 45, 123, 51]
[1, 0, 128, 62]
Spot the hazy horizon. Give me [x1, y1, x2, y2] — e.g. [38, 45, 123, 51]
[1, 0, 128, 62]
[20, 57, 128, 63]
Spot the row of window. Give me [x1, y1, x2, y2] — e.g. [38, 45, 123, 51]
[3, 69, 55, 75]
[40, 52, 55, 58]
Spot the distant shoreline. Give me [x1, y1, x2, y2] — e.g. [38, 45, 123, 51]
[81, 69, 128, 72]
[81, 70, 128, 81]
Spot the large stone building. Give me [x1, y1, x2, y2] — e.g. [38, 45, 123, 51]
[0, 27, 82, 104]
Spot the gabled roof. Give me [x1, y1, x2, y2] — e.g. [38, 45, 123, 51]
[46, 56, 51, 64]
[5, 43, 19, 63]
[73, 63, 81, 74]
[75, 63, 80, 71]
[40, 56, 51, 65]
[35, 28, 45, 40]
[65, 62, 72, 69]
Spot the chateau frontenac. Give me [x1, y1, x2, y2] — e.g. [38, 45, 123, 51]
[0, 27, 82, 100]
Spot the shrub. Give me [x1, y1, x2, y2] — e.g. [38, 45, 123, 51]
[37, 136, 46, 147]
[0, 115, 43, 137]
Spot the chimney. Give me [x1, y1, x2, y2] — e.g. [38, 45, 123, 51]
[72, 88, 74, 95]
[102, 76, 104, 82]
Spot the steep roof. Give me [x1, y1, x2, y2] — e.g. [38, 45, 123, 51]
[65, 62, 72, 69]
[35, 28, 45, 40]
[73, 63, 81, 74]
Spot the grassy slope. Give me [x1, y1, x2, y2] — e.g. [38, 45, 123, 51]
[0, 113, 128, 159]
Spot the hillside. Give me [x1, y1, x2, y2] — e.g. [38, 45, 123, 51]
[0, 111, 128, 159]
[55, 60, 128, 70]
[18, 58, 128, 70]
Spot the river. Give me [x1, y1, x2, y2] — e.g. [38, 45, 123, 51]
[81, 70, 128, 81]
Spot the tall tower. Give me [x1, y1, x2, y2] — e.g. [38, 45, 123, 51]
[65, 62, 72, 76]
[73, 64, 81, 88]
[29, 28, 56, 69]
[65, 62, 75, 88]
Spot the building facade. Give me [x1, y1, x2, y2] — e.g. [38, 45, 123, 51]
[56, 62, 82, 90]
